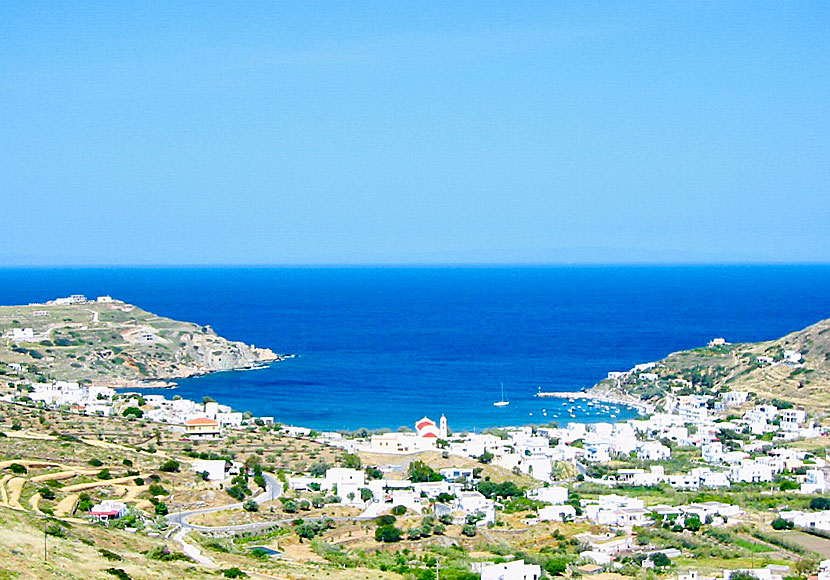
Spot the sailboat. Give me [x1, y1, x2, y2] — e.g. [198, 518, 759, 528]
[493, 383, 510, 407]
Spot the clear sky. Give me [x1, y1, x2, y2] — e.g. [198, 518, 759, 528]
[1, 2, 828, 265]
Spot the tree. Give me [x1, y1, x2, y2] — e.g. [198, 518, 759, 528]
[122, 407, 143, 419]
[477, 451, 494, 464]
[281, 499, 298, 513]
[365, 466, 383, 480]
[243, 500, 259, 512]
[809, 497, 830, 510]
[729, 572, 758, 580]
[544, 556, 569, 576]
[148, 483, 168, 496]
[154, 502, 169, 516]
[779, 479, 799, 491]
[375, 525, 402, 543]
[684, 514, 702, 532]
[309, 461, 330, 477]
[461, 523, 477, 537]
[160, 459, 180, 472]
[221, 568, 247, 578]
[339, 453, 361, 469]
[771, 517, 794, 530]
[407, 460, 443, 483]
[360, 488, 373, 502]
[8, 463, 27, 474]
[651, 553, 671, 568]
[407, 527, 422, 540]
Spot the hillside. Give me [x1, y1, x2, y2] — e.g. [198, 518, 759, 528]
[0, 298, 282, 387]
[591, 316, 830, 413]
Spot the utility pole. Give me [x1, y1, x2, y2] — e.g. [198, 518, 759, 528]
[44, 528, 47, 562]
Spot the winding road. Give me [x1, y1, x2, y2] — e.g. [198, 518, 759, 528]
[165, 472, 282, 565]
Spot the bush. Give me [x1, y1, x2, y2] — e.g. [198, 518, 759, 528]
[772, 517, 794, 530]
[45, 524, 66, 537]
[221, 568, 247, 578]
[159, 459, 180, 472]
[104, 569, 132, 580]
[407, 460, 443, 483]
[375, 525, 402, 542]
[651, 553, 671, 568]
[89, 458, 103, 467]
[8, 463, 27, 474]
[809, 497, 830, 510]
[99, 548, 122, 561]
[145, 545, 189, 561]
[243, 500, 259, 512]
[122, 407, 143, 418]
[461, 524, 477, 537]
[391, 505, 407, 516]
[544, 556, 569, 576]
[77, 493, 93, 512]
[148, 483, 168, 496]
[154, 501, 169, 516]
[38, 486, 56, 500]
[97, 469, 112, 480]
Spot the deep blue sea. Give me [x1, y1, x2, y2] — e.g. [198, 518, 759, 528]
[1, 266, 829, 431]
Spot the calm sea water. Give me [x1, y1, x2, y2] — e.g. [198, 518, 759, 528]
[1, 266, 829, 431]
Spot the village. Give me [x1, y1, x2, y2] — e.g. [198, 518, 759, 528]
[2, 348, 830, 580]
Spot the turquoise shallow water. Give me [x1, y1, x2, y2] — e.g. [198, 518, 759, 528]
[2, 266, 829, 430]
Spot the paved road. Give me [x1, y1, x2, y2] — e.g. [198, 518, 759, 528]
[166, 472, 282, 564]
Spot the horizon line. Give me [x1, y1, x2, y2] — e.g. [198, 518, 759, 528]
[1, 261, 829, 269]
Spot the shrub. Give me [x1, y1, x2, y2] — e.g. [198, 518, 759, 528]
[148, 483, 167, 496]
[45, 524, 66, 537]
[122, 407, 143, 418]
[772, 517, 794, 530]
[97, 469, 112, 480]
[99, 548, 122, 561]
[154, 502, 169, 516]
[89, 458, 103, 467]
[77, 493, 93, 512]
[8, 463, 27, 474]
[809, 497, 830, 510]
[221, 568, 247, 578]
[145, 545, 189, 561]
[391, 505, 407, 516]
[461, 524, 477, 537]
[651, 552, 671, 568]
[38, 486, 56, 500]
[243, 500, 259, 512]
[104, 569, 132, 580]
[159, 459, 180, 472]
[375, 525, 402, 543]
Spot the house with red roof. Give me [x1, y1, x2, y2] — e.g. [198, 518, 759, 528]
[184, 417, 221, 440]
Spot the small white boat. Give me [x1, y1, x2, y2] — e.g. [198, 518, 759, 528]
[493, 382, 510, 407]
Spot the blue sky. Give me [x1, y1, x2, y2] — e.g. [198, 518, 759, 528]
[1, 2, 828, 265]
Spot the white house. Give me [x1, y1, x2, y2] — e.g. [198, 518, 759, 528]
[10, 328, 34, 341]
[90, 500, 128, 522]
[191, 459, 226, 482]
[440, 467, 475, 482]
[638, 441, 671, 461]
[539, 504, 577, 522]
[529, 486, 568, 504]
[323, 468, 365, 491]
[730, 460, 774, 483]
[457, 491, 496, 525]
[480, 560, 541, 580]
